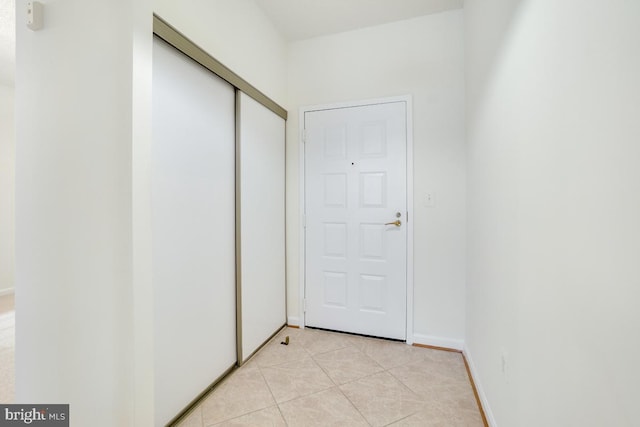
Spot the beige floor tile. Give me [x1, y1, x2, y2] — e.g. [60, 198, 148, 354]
[252, 335, 309, 368]
[0, 300, 14, 405]
[215, 406, 286, 427]
[299, 329, 358, 355]
[389, 357, 469, 399]
[168, 328, 480, 426]
[0, 318, 14, 329]
[389, 357, 483, 426]
[427, 383, 479, 413]
[201, 364, 275, 426]
[176, 407, 203, 427]
[387, 403, 449, 426]
[458, 409, 485, 426]
[0, 329, 14, 349]
[339, 371, 424, 426]
[0, 349, 15, 403]
[0, 294, 14, 314]
[411, 346, 465, 364]
[356, 338, 422, 369]
[391, 404, 484, 427]
[278, 387, 368, 426]
[271, 327, 316, 348]
[0, 294, 481, 425]
[0, 313, 15, 332]
[260, 356, 334, 403]
[312, 346, 384, 385]
[429, 357, 468, 383]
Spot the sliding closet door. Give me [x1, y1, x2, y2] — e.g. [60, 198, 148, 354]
[238, 92, 286, 362]
[152, 38, 236, 425]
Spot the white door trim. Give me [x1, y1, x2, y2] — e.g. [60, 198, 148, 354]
[298, 95, 414, 344]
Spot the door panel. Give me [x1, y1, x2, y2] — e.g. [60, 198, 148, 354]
[237, 92, 286, 362]
[152, 37, 236, 426]
[305, 101, 407, 340]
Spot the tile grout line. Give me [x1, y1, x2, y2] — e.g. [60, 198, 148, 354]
[311, 343, 386, 382]
[308, 350, 340, 388]
[188, 406, 203, 427]
[333, 362, 387, 388]
[306, 353, 339, 389]
[259, 332, 334, 423]
[338, 370, 426, 426]
[200, 327, 483, 427]
[337, 367, 424, 425]
[333, 385, 374, 427]
[319, 345, 423, 427]
[276, 384, 354, 419]
[383, 412, 414, 427]
[305, 341, 353, 357]
[204, 371, 276, 426]
[207, 403, 280, 427]
[274, 402, 289, 427]
[199, 363, 273, 426]
[255, 363, 280, 407]
[381, 367, 428, 405]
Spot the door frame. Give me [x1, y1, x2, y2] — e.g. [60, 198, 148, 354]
[298, 95, 414, 344]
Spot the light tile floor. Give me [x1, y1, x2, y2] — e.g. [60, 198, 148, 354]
[0, 293, 15, 403]
[0, 297, 483, 426]
[177, 327, 484, 427]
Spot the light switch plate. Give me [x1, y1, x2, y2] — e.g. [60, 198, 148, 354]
[424, 193, 435, 207]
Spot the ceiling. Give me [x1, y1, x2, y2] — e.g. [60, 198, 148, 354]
[253, 0, 464, 41]
[0, 0, 14, 85]
[0, 0, 465, 85]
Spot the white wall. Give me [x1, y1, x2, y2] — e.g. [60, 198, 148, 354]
[15, 0, 154, 425]
[13, 1, 284, 424]
[465, 0, 640, 425]
[286, 10, 466, 346]
[154, 0, 287, 106]
[0, 84, 14, 294]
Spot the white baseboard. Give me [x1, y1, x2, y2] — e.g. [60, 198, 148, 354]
[0, 288, 14, 297]
[287, 316, 300, 327]
[412, 333, 464, 351]
[463, 344, 497, 427]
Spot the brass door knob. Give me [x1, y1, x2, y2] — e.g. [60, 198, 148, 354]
[385, 220, 401, 227]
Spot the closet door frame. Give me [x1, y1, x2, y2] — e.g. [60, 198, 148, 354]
[236, 92, 287, 364]
[153, 14, 288, 426]
[152, 36, 237, 426]
[153, 15, 287, 121]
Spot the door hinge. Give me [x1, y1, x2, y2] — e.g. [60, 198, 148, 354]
[302, 214, 306, 228]
[302, 129, 307, 144]
[303, 299, 307, 312]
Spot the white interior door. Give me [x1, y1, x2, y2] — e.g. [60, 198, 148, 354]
[152, 37, 237, 426]
[304, 101, 408, 340]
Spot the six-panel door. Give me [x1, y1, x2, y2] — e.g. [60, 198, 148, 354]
[305, 101, 408, 340]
